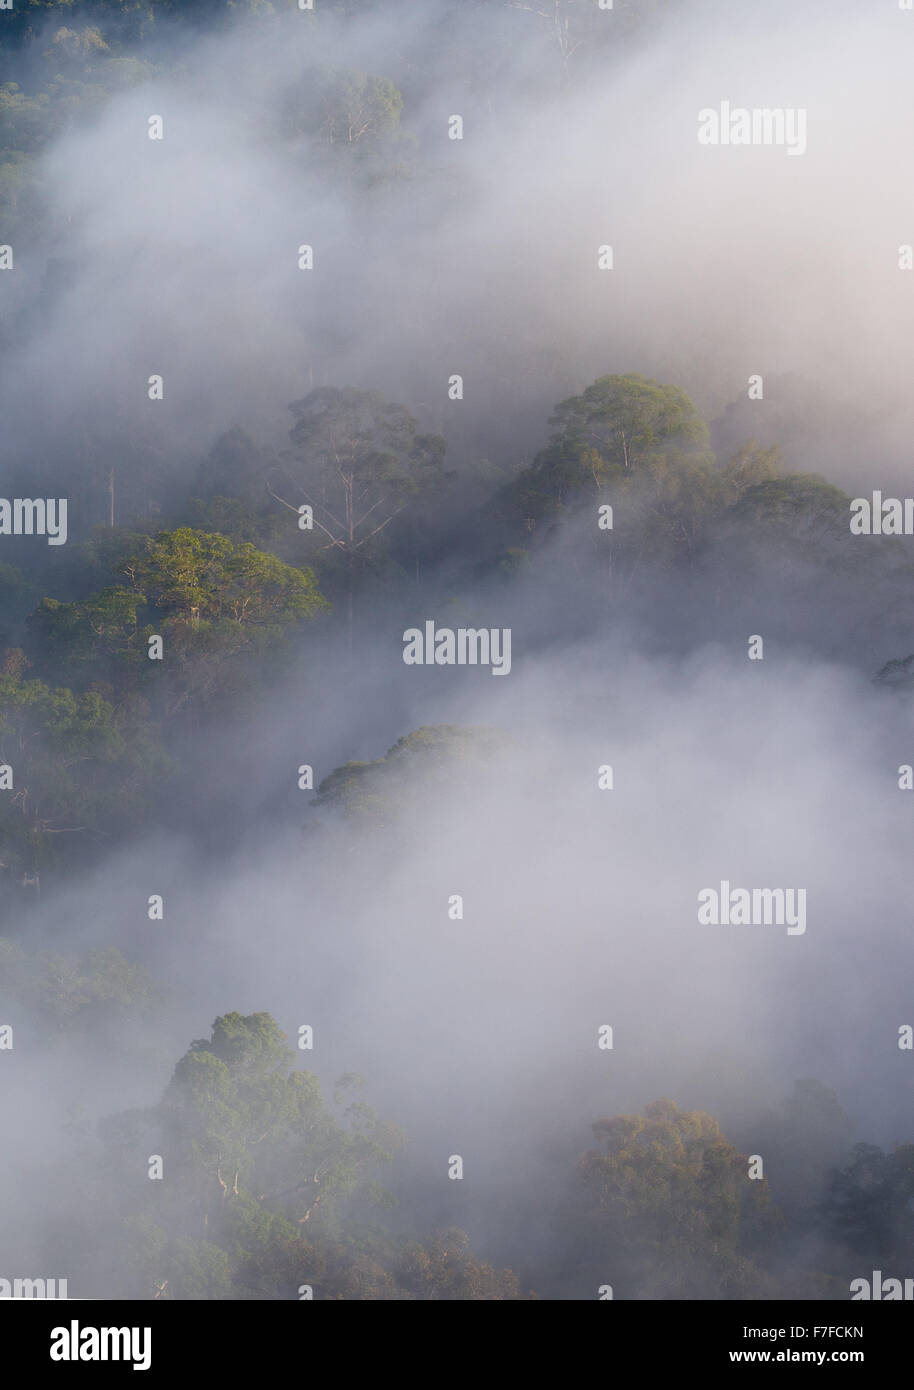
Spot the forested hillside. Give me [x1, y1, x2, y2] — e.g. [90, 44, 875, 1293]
[1, 0, 913, 1302]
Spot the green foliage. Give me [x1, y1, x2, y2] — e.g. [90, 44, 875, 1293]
[187, 495, 281, 548]
[824, 1142, 914, 1259]
[282, 388, 446, 554]
[0, 938, 154, 1029]
[0, 564, 36, 644]
[0, 668, 124, 772]
[90, 1012, 529, 1300]
[193, 427, 272, 510]
[40, 945, 150, 1016]
[1, 5, 910, 1306]
[25, 529, 329, 720]
[315, 724, 510, 827]
[269, 387, 447, 623]
[29, 587, 144, 677]
[727, 474, 848, 532]
[152, 1012, 402, 1224]
[314, 68, 403, 149]
[547, 373, 710, 476]
[499, 374, 719, 565]
[395, 1228, 526, 1300]
[754, 1079, 853, 1228]
[0, 663, 173, 879]
[0, 82, 52, 157]
[277, 65, 411, 183]
[124, 528, 328, 628]
[720, 441, 783, 498]
[569, 1098, 779, 1297]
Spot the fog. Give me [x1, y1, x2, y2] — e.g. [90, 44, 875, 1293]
[1, 0, 913, 1299]
[6, 0, 914, 490]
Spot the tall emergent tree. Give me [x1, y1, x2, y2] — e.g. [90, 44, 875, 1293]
[270, 387, 446, 646]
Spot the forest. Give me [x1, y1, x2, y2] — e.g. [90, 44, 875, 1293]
[1, 0, 913, 1300]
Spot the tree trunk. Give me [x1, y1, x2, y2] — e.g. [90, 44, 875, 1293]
[347, 554, 354, 658]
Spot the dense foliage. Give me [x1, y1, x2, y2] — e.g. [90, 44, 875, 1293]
[1, 0, 911, 1301]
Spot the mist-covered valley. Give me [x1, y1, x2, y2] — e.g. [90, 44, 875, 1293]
[1, 0, 913, 1301]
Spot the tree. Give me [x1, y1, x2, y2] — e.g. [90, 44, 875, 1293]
[0, 938, 153, 1033]
[0, 563, 34, 648]
[193, 426, 271, 510]
[564, 1098, 779, 1298]
[29, 587, 144, 687]
[503, 0, 586, 71]
[543, 372, 709, 479]
[28, 530, 328, 718]
[98, 1013, 394, 1298]
[497, 374, 718, 582]
[278, 66, 410, 184]
[271, 388, 446, 648]
[315, 724, 510, 828]
[751, 1080, 853, 1230]
[726, 474, 848, 536]
[0, 668, 139, 884]
[117, 530, 330, 714]
[495, 0, 683, 75]
[316, 69, 403, 149]
[503, 373, 711, 524]
[823, 1143, 914, 1261]
[125, 528, 328, 630]
[83, 1011, 526, 1299]
[396, 1228, 526, 1300]
[126, 1013, 402, 1231]
[720, 441, 782, 498]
